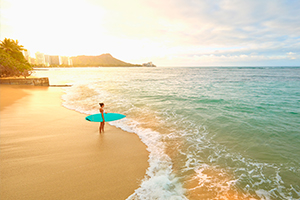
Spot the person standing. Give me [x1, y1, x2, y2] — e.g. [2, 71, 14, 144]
[99, 103, 106, 133]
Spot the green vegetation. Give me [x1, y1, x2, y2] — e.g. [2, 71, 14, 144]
[0, 38, 33, 77]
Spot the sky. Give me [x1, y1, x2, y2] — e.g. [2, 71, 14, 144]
[1, 0, 299, 66]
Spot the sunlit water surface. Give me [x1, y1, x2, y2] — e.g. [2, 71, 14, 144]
[34, 67, 300, 200]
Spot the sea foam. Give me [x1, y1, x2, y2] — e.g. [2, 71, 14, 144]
[62, 83, 187, 200]
[37, 67, 300, 200]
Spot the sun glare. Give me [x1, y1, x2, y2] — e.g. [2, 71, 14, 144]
[1, 0, 299, 65]
[2, 0, 107, 56]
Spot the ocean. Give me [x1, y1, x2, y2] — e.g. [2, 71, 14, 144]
[34, 67, 300, 200]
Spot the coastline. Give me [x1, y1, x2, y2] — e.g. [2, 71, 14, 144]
[0, 85, 149, 200]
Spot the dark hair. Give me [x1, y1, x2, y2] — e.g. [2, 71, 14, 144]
[99, 103, 104, 107]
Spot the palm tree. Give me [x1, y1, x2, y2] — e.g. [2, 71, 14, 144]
[0, 38, 26, 54]
[0, 38, 27, 61]
[0, 38, 32, 77]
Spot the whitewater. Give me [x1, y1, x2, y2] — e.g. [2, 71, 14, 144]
[34, 67, 300, 200]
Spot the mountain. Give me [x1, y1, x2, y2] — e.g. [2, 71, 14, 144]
[71, 54, 141, 67]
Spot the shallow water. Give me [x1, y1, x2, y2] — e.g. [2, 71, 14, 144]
[34, 67, 300, 199]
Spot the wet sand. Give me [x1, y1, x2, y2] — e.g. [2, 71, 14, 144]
[0, 85, 149, 200]
[0, 85, 29, 110]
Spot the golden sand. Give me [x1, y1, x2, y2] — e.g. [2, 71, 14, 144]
[0, 85, 148, 200]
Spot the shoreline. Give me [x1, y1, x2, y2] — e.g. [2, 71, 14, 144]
[0, 85, 149, 200]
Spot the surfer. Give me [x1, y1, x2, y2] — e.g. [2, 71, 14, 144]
[99, 103, 106, 133]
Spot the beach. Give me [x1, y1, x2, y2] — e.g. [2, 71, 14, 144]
[0, 85, 149, 200]
[1, 67, 299, 199]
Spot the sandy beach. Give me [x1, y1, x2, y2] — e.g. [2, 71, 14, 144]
[0, 85, 149, 200]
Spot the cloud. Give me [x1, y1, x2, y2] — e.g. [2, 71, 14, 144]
[152, 0, 300, 65]
[149, 0, 300, 45]
[1, 0, 299, 65]
[90, 0, 300, 65]
[287, 52, 295, 55]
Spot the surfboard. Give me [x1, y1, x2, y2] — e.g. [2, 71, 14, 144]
[85, 113, 126, 122]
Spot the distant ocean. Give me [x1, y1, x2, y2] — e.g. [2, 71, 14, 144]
[34, 67, 300, 200]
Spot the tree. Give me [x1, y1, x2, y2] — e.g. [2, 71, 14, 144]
[0, 38, 25, 53]
[0, 38, 32, 77]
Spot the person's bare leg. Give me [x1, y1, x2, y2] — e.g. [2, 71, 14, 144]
[101, 122, 105, 133]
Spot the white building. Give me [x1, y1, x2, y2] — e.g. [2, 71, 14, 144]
[35, 52, 46, 65]
[22, 50, 30, 61]
[142, 62, 156, 67]
[60, 56, 72, 66]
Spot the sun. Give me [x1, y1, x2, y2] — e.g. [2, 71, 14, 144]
[1, 0, 107, 56]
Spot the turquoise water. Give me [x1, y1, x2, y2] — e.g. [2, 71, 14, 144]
[35, 67, 300, 199]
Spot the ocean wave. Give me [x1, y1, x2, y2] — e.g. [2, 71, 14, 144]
[62, 83, 187, 200]
[49, 67, 300, 200]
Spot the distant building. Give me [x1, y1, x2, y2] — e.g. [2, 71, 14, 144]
[49, 55, 61, 65]
[60, 56, 72, 66]
[28, 57, 36, 64]
[22, 50, 30, 61]
[142, 62, 156, 67]
[44, 55, 50, 66]
[35, 52, 46, 65]
[26, 51, 72, 66]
